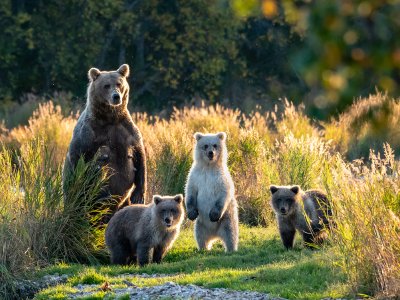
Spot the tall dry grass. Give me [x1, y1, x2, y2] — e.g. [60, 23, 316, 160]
[325, 93, 400, 160]
[5, 102, 77, 166]
[0, 140, 109, 298]
[0, 94, 399, 297]
[324, 144, 400, 297]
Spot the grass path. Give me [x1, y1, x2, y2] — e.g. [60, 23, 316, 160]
[35, 225, 348, 299]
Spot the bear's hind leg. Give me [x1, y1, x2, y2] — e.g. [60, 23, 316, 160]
[195, 222, 213, 250]
[110, 244, 132, 265]
[218, 217, 238, 252]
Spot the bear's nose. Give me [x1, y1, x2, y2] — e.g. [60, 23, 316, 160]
[112, 93, 120, 104]
[208, 151, 214, 159]
[165, 217, 171, 226]
[280, 208, 286, 214]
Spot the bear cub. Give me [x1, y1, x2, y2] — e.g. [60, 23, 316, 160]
[270, 185, 332, 249]
[105, 194, 184, 266]
[185, 132, 239, 252]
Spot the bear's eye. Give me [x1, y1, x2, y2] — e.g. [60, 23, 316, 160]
[104, 84, 110, 89]
[204, 145, 208, 150]
[116, 82, 121, 88]
[213, 144, 217, 148]
[171, 209, 177, 214]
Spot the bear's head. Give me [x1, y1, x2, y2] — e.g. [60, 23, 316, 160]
[193, 132, 227, 166]
[269, 185, 302, 216]
[87, 64, 130, 107]
[153, 194, 184, 229]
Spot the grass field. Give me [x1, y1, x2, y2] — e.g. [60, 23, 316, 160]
[35, 225, 348, 300]
[1, 94, 400, 299]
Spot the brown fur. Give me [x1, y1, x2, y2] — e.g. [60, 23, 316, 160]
[270, 185, 332, 249]
[105, 194, 184, 266]
[63, 64, 147, 221]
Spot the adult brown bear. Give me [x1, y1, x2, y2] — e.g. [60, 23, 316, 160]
[63, 64, 146, 221]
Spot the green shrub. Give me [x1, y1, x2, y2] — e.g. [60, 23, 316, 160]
[0, 140, 109, 299]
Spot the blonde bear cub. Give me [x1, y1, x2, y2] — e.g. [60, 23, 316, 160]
[185, 132, 239, 252]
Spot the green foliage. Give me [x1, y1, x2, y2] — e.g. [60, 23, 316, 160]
[139, 0, 240, 106]
[69, 269, 107, 285]
[0, 0, 303, 113]
[2, 0, 400, 119]
[293, 0, 400, 118]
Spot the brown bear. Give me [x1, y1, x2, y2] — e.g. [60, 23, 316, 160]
[105, 194, 184, 266]
[269, 185, 332, 249]
[63, 64, 146, 220]
[185, 132, 239, 252]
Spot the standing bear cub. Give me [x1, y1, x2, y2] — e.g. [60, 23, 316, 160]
[105, 194, 184, 266]
[270, 185, 332, 249]
[63, 64, 146, 220]
[185, 132, 239, 252]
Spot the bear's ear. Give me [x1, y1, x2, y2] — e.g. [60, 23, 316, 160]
[117, 64, 130, 77]
[270, 185, 279, 194]
[88, 68, 101, 81]
[194, 132, 203, 141]
[217, 132, 226, 141]
[153, 195, 163, 205]
[174, 194, 183, 204]
[290, 185, 300, 194]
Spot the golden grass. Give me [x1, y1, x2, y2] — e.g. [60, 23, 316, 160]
[325, 144, 400, 297]
[325, 93, 400, 159]
[1, 94, 400, 297]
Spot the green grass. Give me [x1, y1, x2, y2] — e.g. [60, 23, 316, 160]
[35, 225, 348, 300]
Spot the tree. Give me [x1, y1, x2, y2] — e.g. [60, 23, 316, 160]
[293, 0, 400, 118]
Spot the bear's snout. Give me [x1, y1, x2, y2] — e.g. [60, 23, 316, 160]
[111, 93, 121, 105]
[280, 207, 287, 214]
[164, 217, 172, 227]
[207, 151, 214, 160]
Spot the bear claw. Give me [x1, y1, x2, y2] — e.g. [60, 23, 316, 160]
[187, 209, 199, 221]
[209, 209, 221, 222]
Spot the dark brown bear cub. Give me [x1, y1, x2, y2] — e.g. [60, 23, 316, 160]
[63, 64, 146, 221]
[105, 194, 184, 266]
[270, 185, 332, 249]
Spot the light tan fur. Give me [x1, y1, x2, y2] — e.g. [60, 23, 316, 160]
[185, 132, 239, 252]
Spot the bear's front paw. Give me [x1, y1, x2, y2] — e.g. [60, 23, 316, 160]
[209, 208, 221, 222]
[187, 209, 199, 221]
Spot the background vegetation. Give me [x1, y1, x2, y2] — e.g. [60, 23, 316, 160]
[2, 0, 400, 118]
[0, 97, 399, 298]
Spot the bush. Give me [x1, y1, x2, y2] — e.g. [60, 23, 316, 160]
[0, 140, 109, 299]
[325, 144, 400, 297]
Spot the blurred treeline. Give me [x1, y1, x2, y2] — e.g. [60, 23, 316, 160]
[1, 0, 400, 118]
